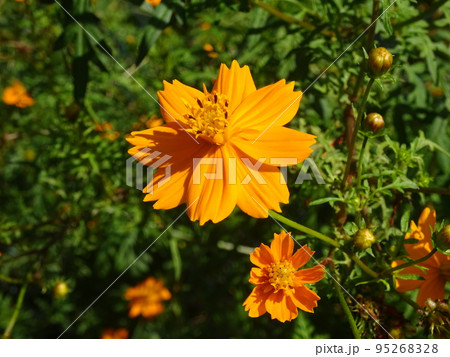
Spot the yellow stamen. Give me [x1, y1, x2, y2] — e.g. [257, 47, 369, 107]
[184, 92, 229, 145]
[267, 260, 296, 292]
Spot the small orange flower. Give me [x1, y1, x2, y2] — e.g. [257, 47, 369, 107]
[243, 231, 325, 322]
[392, 208, 450, 307]
[145, 115, 164, 129]
[203, 43, 214, 52]
[94, 122, 120, 141]
[2, 81, 35, 108]
[101, 328, 129, 339]
[145, 0, 161, 6]
[125, 277, 171, 318]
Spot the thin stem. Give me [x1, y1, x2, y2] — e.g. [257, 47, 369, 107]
[250, 0, 335, 38]
[355, 135, 369, 226]
[268, 211, 379, 278]
[381, 248, 437, 277]
[356, 136, 369, 188]
[330, 265, 361, 339]
[269, 211, 340, 248]
[0, 274, 23, 285]
[341, 77, 375, 189]
[404, 187, 450, 196]
[2, 283, 28, 339]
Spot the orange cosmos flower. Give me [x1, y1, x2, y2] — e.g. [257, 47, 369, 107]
[392, 207, 450, 307]
[243, 231, 325, 322]
[127, 60, 315, 225]
[2, 81, 35, 108]
[145, 0, 161, 6]
[101, 328, 129, 339]
[125, 277, 171, 318]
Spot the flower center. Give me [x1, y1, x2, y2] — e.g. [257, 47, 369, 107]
[267, 260, 296, 292]
[184, 92, 229, 145]
[439, 261, 450, 282]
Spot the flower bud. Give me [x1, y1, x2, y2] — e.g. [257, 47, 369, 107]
[53, 281, 69, 299]
[435, 225, 450, 253]
[364, 113, 385, 133]
[368, 47, 393, 77]
[353, 229, 376, 250]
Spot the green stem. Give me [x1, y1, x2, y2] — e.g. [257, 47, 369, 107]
[341, 77, 375, 189]
[269, 211, 340, 248]
[381, 248, 437, 277]
[0, 274, 23, 285]
[330, 266, 361, 339]
[355, 135, 369, 226]
[268, 211, 379, 278]
[356, 136, 369, 188]
[2, 283, 28, 339]
[404, 187, 450, 196]
[249, 0, 335, 37]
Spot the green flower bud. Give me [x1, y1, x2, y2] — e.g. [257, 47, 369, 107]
[354, 229, 376, 250]
[435, 225, 450, 254]
[368, 47, 393, 77]
[364, 113, 385, 133]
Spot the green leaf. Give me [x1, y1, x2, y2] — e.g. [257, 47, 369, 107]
[135, 4, 173, 66]
[169, 238, 182, 281]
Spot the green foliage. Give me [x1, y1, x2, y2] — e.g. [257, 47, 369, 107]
[0, 0, 449, 339]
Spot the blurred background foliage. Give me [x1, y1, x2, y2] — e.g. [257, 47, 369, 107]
[0, 0, 449, 338]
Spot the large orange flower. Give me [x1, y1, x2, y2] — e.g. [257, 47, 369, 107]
[127, 61, 315, 225]
[243, 231, 325, 322]
[392, 208, 450, 307]
[124, 277, 171, 318]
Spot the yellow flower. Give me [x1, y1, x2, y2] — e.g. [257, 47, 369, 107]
[125, 277, 171, 318]
[392, 208, 450, 307]
[243, 231, 325, 322]
[145, 0, 161, 6]
[2, 81, 35, 108]
[127, 61, 315, 225]
[101, 328, 129, 339]
[94, 122, 120, 141]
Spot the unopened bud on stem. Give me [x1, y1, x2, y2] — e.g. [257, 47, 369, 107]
[354, 229, 376, 250]
[364, 113, 385, 133]
[368, 47, 393, 77]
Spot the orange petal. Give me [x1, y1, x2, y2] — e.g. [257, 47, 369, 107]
[127, 123, 204, 166]
[392, 260, 425, 293]
[249, 267, 268, 285]
[417, 207, 436, 242]
[212, 60, 256, 113]
[142, 303, 164, 318]
[128, 301, 142, 318]
[290, 245, 314, 269]
[269, 231, 294, 262]
[230, 80, 301, 132]
[291, 285, 320, 313]
[143, 161, 190, 210]
[250, 244, 275, 268]
[416, 269, 446, 307]
[186, 145, 238, 225]
[265, 290, 298, 322]
[157, 80, 204, 125]
[235, 151, 289, 218]
[295, 265, 326, 284]
[232, 127, 316, 165]
[243, 285, 272, 318]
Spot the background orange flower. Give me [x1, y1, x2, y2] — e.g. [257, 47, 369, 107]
[2, 81, 35, 108]
[243, 231, 325, 322]
[125, 277, 171, 318]
[101, 328, 129, 339]
[392, 208, 450, 307]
